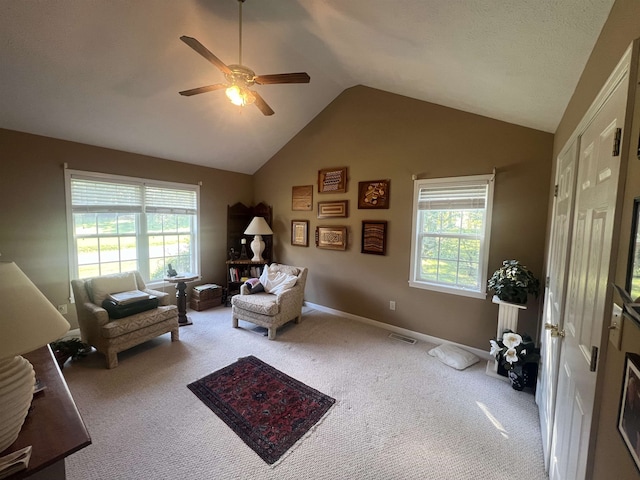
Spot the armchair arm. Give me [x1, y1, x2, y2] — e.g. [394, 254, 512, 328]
[143, 288, 170, 306]
[82, 302, 110, 326]
[275, 286, 302, 306]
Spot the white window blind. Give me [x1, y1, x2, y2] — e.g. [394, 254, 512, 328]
[70, 178, 143, 213]
[145, 186, 197, 214]
[417, 184, 488, 210]
[70, 177, 197, 215]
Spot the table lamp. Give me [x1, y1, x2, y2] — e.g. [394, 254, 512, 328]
[0, 262, 70, 453]
[243, 217, 273, 263]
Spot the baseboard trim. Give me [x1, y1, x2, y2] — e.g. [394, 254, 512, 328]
[304, 301, 492, 361]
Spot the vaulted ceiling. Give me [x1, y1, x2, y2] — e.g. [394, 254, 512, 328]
[0, 1, 614, 174]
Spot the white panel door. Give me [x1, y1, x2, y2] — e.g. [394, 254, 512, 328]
[549, 75, 627, 480]
[537, 139, 578, 470]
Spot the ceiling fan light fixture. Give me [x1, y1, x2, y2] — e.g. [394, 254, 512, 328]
[225, 84, 255, 106]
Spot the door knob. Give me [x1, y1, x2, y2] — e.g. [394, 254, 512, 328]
[545, 322, 566, 338]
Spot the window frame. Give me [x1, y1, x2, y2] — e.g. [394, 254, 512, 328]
[64, 169, 200, 288]
[408, 174, 494, 299]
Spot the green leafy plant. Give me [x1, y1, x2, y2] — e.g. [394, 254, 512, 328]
[50, 338, 91, 368]
[487, 259, 540, 304]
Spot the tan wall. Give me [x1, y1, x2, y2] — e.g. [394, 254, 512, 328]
[550, 0, 640, 478]
[0, 128, 253, 330]
[253, 86, 553, 350]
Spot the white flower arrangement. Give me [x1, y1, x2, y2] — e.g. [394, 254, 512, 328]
[489, 330, 538, 371]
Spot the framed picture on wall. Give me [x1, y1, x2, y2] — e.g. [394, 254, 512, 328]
[358, 179, 390, 209]
[317, 200, 348, 218]
[618, 353, 640, 472]
[361, 220, 387, 255]
[626, 197, 640, 302]
[315, 226, 347, 250]
[318, 167, 347, 193]
[291, 220, 309, 247]
[292, 185, 313, 211]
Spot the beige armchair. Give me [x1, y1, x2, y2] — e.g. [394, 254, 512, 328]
[231, 264, 307, 340]
[71, 271, 179, 368]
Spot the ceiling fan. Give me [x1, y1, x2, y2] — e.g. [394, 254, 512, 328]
[179, 0, 310, 116]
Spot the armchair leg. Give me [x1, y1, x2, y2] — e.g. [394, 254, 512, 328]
[171, 327, 179, 341]
[106, 350, 118, 369]
[268, 327, 276, 340]
[232, 316, 239, 328]
[295, 315, 301, 324]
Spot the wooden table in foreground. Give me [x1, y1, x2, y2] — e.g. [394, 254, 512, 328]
[2, 345, 91, 480]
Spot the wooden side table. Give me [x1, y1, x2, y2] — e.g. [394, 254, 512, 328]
[2, 346, 91, 479]
[164, 274, 199, 326]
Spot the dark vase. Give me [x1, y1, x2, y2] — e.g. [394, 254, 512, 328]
[508, 370, 525, 390]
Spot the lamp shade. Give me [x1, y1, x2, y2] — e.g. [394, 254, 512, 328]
[0, 262, 70, 453]
[244, 217, 273, 236]
[0, 262, 70, 359]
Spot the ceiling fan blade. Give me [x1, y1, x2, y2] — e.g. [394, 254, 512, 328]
[179, 84, 227, 96]
[254, 72, 310, 85]
[180, 36, 232, 75]
[252, 91, 275, 116]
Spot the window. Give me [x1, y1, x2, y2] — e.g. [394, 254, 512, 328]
[65, 170, 200, 284]
[409, 174, 494, 299]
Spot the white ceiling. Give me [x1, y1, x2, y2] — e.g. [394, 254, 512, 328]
[0, 0, 614, 174]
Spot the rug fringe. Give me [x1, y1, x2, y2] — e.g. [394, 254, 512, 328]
[270, 401, 337, 468]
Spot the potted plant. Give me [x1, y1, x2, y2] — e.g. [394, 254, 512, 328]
[487, 259, 540, 305]
[490, 330, 540, 391]
[50, 338, 91, 368]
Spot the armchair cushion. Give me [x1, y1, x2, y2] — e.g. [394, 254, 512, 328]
[231, 292, 279, 315]
[101, 305, 178, 338]
[90, 271, 138, 305]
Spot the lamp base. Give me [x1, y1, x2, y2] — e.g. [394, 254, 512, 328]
[0, 356, 35, 453]
[250, 235, 265, 263]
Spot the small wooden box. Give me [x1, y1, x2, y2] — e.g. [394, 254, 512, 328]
[189, 296, 222, 311]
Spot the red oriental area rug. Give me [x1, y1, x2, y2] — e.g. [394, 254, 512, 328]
[187, 355, 335, 465]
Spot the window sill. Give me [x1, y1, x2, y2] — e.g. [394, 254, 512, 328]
[408, 280, 487, 300]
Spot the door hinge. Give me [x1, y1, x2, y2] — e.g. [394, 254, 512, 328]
[637, 132, 640, 160]
[554, 185, 559, 197]
[546, 276, 550, 287]
[590, 346, 599, 372]
[612, 127, 622, 156]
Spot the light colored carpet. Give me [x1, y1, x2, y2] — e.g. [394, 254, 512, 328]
[62, 306, 548, 480]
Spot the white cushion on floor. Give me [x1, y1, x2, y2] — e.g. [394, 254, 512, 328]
[428, 344, 479, 370]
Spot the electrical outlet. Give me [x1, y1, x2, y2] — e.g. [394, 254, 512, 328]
[57, 304, 67, 315]
[389, 301, 396, 311]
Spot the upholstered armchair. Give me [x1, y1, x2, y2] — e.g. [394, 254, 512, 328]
[71, 271, 179, 368]
[231, 263, 307, 340]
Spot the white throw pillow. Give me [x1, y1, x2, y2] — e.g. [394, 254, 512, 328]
[90, 272, 138, 306]
[428, 344, 479, 370]
[259, 265, 297, 295]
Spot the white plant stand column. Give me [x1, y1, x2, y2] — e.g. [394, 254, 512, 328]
[486, 295, 527, 379]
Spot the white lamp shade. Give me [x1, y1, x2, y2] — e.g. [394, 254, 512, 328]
[243, 217, 273, 236]
[0, 262, 71, 453]
[0, 262, 70, 359]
